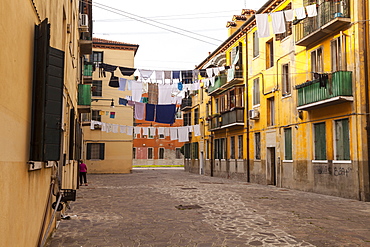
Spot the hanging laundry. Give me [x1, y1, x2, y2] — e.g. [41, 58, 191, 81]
[219, 66, 225, 72]
[158, 127, 165, 136]
[112, 124, 119, 133]
[284, 9, 294, 21]
[99, 111, 105, 115]
[170, 127, 178, 140]
[155, 70, 164, 82]
[212, 67, 219, 76]
[187, 125, 193, 133]
[192, 70, 200, 82]
[100, 63, 117, 73]
[141, 97, 149, 103]
[120, 125, 127, 133]
[164, 71, 172, 81]
[101, 123, 107, 132]
[227, 67, 235, 82]
[164, 128, 170, 137]
[148, 83, 159, 105]
[132, 80, 143, 102]
[172, 71, 180, 81]
[206, 68, 214, 78]
[155, 104, 176, 124]
[119, 98, 128, 106]
[210, 77, 216, 87]
[134, 102, 145, 120]
[271, 11, 286, 34]
[255, 13, 270, 38]
[149, 127, 156, 137]
[181, 70, 193, 84]
[193, 125, 201, 136]
[134, 126, 141, 135]
[127, 100, 135, 106]
[127, 126, 133, 135]
[178, 82, 183, 91]
[90, 120, 96, 130]
[142, 127, 149, 136]
[145, 104, 156, 121]
[306, 4, 317, 17]
[127, 80, 133, 90]
[110, 112, 116, 118]
[178, 126, 189, 142]
[118, 78, 127, 91]
[295, 7, 306, 20]
[109, 73, 119, 88]
[138, 69, 153, 81]
[106, 111, 109, 115]
[119, 66, 136, 76]
[158, 84, 173, 105]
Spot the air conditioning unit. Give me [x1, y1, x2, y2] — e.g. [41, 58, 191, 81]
[249, 109, 260, 120]
[79, 14, 89, 32]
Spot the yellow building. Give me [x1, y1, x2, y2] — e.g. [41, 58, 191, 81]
[0, 0, 93, 245]
[82, 38, 139, 174]
[184, 0, 370, 201]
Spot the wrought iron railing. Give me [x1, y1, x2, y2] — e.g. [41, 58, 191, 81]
[295, 0, 350, 42]
[208, 75, 227, 94]
[296, 71, 352, 106]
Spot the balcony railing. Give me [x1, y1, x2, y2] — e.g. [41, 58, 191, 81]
[83, 64, 93, 77]
[180, 98, 192, 110]
[296, 71, 352, 110]
[209, 117, 222, 130]
[208, 75, 227, 95]
[221, 109, 244, 127]
[295, 0, 350, 46]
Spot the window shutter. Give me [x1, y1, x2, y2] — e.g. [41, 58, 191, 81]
[69, 108, 75, 160]
[99, 143, 105, 160]
[87, 143, 92, 160]
[44, 47, 64, 161]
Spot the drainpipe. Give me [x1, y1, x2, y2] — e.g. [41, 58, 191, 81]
[245, 33, 250, 182]
[360, 2, 370, 201]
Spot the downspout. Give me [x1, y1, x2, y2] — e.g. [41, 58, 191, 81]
[245, 33, 250, 182]
[210, 100, 214, 177]
[360, 2, 370, 201]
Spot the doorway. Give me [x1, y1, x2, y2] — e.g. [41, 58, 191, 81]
[266, 147, 276, 185]
[200, 151, 204, 175]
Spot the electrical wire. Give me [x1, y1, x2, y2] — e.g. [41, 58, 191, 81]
[90, 1, 223, 45]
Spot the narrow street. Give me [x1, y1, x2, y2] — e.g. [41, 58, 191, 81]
[47, 168, 370, 247]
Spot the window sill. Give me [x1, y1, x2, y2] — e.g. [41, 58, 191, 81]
[333, 160, 351, 164]
[283, 160, 293, 163]
[312, 160, 328, 163]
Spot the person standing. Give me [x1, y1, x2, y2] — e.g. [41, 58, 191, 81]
[79, 160, 88, 186]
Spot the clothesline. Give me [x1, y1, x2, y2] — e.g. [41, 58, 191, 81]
[90, 120, 200, 142]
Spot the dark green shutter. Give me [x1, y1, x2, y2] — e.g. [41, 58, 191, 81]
[99, 143, 105, 160]
[87, 143, 92, 160]
[69, 109, 75, 160]
[335, 119, 350, 160]
[284, 128, 292, 160]
[314, 123, 326, 160]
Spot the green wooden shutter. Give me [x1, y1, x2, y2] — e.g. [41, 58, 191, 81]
[284, 128, 292, 160]
[99, 143, 105, 160]
[86, 143, 92, 160]
[314, 123, 326, 160]
[335, 119, 350, 160]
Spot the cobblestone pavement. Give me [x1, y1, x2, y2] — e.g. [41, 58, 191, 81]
[47, 168, 370, 247]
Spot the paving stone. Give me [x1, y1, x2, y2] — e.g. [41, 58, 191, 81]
[46, 169, 370, 247]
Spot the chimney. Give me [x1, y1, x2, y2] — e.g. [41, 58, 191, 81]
[226, 9, 256, 37]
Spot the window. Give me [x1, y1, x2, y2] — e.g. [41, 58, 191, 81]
[230, 136, 235, 159]
[148, 148, 153, 159]
[133, 148, 136, 159]
[87, 143, 105, 160]
[229, 89, 236, 109]
[253, 31, 259, 58]
[92, 80, 102, 96]
[253, 78, 260, 105]
[159, 148, 165, 159]
[215, 99, 219, 113]
[235, 87, 244, 107]
[214, 138, 226, 159]
[175, 109, 182, 119]
[255, 133, 261, 160]
[191, 142, 199, 159]
[314, 122, 326, 160]
[148, 128, 154, 139]
[238, 135, 243, 159]
[282, 64, 291, 96]
[176, 148, 182, 159]
[331, 36, 346, 72]
[220, 138, 226, 159]
[92, 110, 101, 121]
[183, 113, 192, 126]
[311, 47, 323, 79]
[194, 108, 199, 125]
[335, 119, 350, 160]
[276, 3, 292, 41]
[267, 97, 275, 126]
[159, 134, 165, 139]
[284, 128, 292, 160]
[92, 51, 103, 63]
[266, 39, 274, 68]
[184, 143, 191, 159]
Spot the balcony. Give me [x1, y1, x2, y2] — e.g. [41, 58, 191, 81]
[84, 63, 93, 77]
[180, 98, 192, 111]
[209, 116, 222, 131]
[208, 75, 227, 95]
[79, 34, 92, 55]
[296, 71, 353, 111]
[221, 109, 244, 127]
[226, 66, 243, 85]
[78, 84, 91, 113]
[295, 0, 350, 47]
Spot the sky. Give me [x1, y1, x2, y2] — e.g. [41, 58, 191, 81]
[92, 0, 265, 71]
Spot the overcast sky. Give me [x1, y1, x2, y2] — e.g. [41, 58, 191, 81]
[92, 0, 265, 70]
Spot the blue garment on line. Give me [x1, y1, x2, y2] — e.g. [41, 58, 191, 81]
[145, 104, 156, 121]
[155, 104, 176, 124]
[119, 98, 128, 106]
